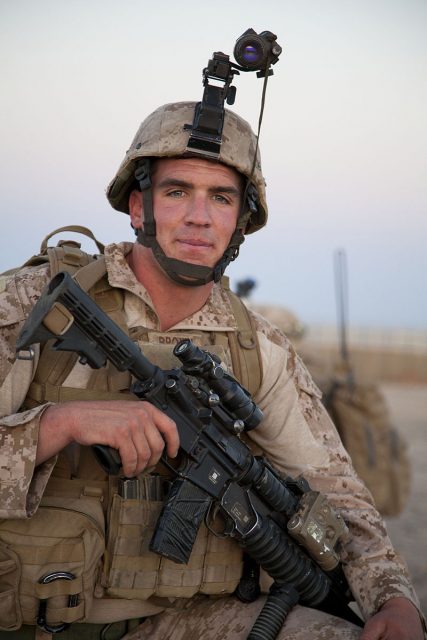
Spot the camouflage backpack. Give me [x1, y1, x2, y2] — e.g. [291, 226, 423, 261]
[324, 371, 411, 517]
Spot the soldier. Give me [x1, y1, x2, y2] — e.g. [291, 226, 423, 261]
[0, 100, 425, 640]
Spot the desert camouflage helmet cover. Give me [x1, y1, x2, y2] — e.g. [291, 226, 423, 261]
[106, 101, 267, 234]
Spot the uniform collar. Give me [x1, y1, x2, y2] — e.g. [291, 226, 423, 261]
[104, 242, 238, 331]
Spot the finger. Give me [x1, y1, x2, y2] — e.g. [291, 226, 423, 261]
[118, 427, 150, 477]
[161, 420, 180, 459]
[135, 420, 166, 469]
[359, 617, 387, 640]
[143, 403, 180, 458]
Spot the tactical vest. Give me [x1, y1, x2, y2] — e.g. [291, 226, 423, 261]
[0, 228, 264, 630]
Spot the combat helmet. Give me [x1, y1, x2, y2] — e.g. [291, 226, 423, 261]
[106, 101, 267, 286]
[107, 29, 281, 286]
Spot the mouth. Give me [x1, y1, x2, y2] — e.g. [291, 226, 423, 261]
[173, 238, 216, 266]
[177, 238, 213, 249]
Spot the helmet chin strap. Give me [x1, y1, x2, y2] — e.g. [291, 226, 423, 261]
[135, 160, 246, 287]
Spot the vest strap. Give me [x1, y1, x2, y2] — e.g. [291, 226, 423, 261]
[221, 280, 262, 396]
[26, 381, 137, 405]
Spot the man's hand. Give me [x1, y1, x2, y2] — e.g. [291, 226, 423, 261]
[361, 597, 425, 640]
[37, 400, 179, 477]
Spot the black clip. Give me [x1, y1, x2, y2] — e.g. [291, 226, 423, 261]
[135, 160, 152, 191]
[37, 571, 79, 634]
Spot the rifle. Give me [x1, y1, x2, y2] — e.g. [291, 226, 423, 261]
[16, 271, 363, 639]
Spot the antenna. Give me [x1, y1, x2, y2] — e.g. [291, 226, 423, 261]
[334, 249, 354, 388]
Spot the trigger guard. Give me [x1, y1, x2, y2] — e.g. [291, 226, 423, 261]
[205, 501, 234, 538]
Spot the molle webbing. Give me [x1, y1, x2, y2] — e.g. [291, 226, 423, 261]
[103, 493, 243, 600]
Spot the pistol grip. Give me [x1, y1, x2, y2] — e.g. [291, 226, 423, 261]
[92, 444, 122, 475]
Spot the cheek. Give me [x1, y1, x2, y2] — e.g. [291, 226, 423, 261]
[220, 210, 239, 237]
[153, 206, 177, 228]
[152, 210, 180, 245]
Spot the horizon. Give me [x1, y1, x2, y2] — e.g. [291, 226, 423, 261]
[1, 0, 426, 329]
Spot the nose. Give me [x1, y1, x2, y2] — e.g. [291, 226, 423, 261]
[184, 193, 211, 226]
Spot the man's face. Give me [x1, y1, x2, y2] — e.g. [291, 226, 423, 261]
[129, 157, 242, 268]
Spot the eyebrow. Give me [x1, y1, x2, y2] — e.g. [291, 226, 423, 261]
[156, 178, 241, 198]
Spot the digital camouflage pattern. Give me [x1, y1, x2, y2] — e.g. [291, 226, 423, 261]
[106, 102, 267, 233]
[0, 265, 58, 519]
[0, 243, 423, 635]
[121, 596, 362, 640]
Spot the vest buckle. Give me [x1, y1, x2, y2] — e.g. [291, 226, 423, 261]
[37, 571, 78, 634]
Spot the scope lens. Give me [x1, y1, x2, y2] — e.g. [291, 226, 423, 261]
[174, 340, 190, 355]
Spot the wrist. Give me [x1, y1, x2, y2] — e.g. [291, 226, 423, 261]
[37, 403, 74, 464]
[380, 597, 418, 613]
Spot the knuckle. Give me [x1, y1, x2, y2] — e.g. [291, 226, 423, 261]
[152, 440, 165, 456]
[127, 454, 138, 468]
[139, 449, 151, 464]
[163, 416, 177, 432]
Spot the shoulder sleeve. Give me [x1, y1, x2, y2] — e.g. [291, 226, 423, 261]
[0, 265, 50, 385]
[246, 311, 421, 620]
[0, 265, 57, 518]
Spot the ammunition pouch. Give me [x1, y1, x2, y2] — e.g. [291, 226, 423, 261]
[0, 474, 244, 631]
[0, 493, 105, 631]
[103, 480, 243, 600]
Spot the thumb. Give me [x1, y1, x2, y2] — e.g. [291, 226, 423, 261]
[360, 616, 387, 640]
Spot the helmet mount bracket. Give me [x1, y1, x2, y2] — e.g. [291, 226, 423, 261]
[184, 29, 281, 160]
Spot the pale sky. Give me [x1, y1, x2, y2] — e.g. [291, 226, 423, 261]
[1, 0, 426, 328]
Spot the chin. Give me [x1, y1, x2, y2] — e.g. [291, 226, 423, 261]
[175, 252, 217, 268]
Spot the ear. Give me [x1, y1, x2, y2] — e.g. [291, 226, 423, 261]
[129, 190, 143, 229]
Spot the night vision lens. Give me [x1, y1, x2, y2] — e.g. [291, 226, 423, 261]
[234, 35, 268, 70]
[234, 29, 281, 71]
[242, 44, 261, 64]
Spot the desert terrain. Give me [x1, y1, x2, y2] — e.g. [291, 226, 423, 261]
[381, 383, 427, 616]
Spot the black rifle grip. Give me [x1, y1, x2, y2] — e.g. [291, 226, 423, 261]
[92, 444, 122, 475]
[150, 478, 212, 564]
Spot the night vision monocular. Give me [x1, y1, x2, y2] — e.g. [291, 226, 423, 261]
[234, 28, 282, 74]
[185, 28, 282, 159]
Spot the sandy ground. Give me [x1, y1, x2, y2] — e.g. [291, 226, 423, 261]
[380, 383, 427, 616]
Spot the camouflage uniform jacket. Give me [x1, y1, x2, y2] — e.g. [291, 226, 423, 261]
[0, 241, 421, 622]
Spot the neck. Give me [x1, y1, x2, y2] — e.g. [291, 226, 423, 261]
[128, 243, 214, 331]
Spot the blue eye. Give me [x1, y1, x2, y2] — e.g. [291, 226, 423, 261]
[213, 194, 229, 204]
